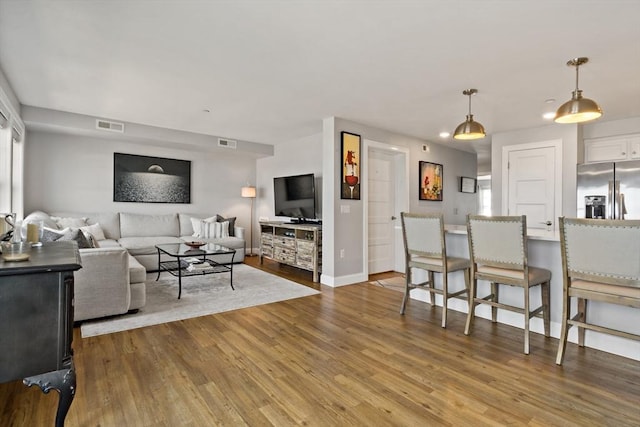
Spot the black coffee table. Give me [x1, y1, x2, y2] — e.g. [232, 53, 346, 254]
[155, 243, 236, 299]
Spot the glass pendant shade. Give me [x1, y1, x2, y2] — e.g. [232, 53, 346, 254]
[554, 57, 602, 124]
[453, 89, 485, 140]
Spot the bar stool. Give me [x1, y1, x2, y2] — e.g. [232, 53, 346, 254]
[556, 217, 640, 365]
[464, 215, 551, 354]
[400, 212, 470, 328]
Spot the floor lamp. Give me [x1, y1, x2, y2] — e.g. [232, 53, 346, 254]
[241, 186, 257, 256]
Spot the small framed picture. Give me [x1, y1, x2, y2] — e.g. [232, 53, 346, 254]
[419, 161, 443, 201]
[460, 176, 477, 193]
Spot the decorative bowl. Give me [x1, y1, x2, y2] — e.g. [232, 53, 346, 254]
[184, 241, 206, 249]
[1, 241, 32, 262]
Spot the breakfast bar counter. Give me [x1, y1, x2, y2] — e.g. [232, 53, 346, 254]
[405, 225, 640, 361]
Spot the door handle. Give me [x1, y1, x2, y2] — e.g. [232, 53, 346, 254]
[391, 216, 397, 220]
[540, 221, 552, 226]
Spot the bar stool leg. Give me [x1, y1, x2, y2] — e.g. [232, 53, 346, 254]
[524, 285, 531, 355]
[491, 282, 499, 322]
[542, 282, 550, 337]
[578, 298, 587, 347]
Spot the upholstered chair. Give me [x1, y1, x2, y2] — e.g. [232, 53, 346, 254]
[556, 217, 640, 365]
[400, 212, 470, 328]
[465, 215, 551, 354]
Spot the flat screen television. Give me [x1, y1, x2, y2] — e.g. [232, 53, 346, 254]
[273, 173, 317, 220]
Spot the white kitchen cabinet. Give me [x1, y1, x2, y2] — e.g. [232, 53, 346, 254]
[584, 134, 640, 163]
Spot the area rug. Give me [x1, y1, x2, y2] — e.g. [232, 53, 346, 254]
[369, 275, 405, 293]
[80, 264, 320, 338]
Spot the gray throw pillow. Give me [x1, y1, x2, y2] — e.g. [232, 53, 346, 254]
[57, 228, 94, 249]
[216, 215, 236, 237]
[41, 227, 65, 242]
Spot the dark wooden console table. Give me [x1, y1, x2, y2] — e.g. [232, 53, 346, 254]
[0, 241, 82, 427]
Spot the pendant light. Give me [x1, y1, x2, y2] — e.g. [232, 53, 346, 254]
[453, 89, 486, 140]
[554, 57, 602, 124]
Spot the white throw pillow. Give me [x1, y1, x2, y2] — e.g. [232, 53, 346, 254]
[202, 221, 229, 239]
[52, 216, 88, 229]
[190, 216, 217, 237]
[80, 223, 106, 241]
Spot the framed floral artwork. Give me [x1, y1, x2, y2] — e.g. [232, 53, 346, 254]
[341, 131, 361, 200]
[419, 161, 443, 201]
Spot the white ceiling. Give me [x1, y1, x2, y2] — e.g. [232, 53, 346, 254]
[1, 0, 639, 162]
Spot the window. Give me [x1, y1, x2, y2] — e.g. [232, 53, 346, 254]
[0, 91, 25, 218]
[477, 175, 491, 216]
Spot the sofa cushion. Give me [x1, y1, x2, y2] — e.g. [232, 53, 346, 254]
[216, 215, 236, 237]
[80, 222, 106, 241]
[97, 239, 121, 248]
[120, 213, 179, 238]
[42, 226, 65, 242]
[190, 216, 217, 237]
[128, 254, 147, 284]
[49, 212, 121, 239]
[52, 216, 88, 229]
[118, 236, 184, 256]
[203, 221, 229, 238]
[57, 228, 94, 248]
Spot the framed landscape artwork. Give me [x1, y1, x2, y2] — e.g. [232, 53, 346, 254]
[419, 161, 443, 201]
[113, 153, 191, 203]
[341, 131, 361, 200]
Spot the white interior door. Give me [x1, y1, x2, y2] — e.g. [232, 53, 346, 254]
[505, 143, 559, 237]
[368, 149, 396, 274]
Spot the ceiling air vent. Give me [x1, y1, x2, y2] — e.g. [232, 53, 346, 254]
[96, 119, 125, 133]
[218, 138, 237, 149]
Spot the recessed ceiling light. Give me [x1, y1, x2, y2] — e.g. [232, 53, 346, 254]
[545, 98, 556, 104]
[542, 112, 556, 120]
[439, 131, 450, 138]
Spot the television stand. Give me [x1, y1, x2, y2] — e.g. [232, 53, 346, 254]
[289, 218, 322, 225]
[259, 221, 322, 282]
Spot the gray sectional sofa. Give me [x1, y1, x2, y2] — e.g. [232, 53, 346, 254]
[25, 211, 245, 321]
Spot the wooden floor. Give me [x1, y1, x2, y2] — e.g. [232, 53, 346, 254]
[1, 257, 639, 426]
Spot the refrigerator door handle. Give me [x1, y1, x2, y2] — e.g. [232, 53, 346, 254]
[608, 180, 614, 219]
[614, 180, 623, 219]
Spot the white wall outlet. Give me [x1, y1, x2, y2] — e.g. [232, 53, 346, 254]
[340, 249, 345, 258]
[340, 205, 350, 214]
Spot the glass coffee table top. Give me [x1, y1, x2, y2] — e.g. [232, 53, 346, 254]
[156, 242, 234, 257]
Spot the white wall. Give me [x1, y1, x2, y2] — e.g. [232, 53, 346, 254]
[323, 117, 477, 284]
[255, 132, 323, 223]
[24, 130, 259, 238]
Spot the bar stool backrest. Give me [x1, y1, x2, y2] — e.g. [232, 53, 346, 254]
[560, 218, 640, 287]
[401, 213, 444, 260]
[467, 215, 526, 270]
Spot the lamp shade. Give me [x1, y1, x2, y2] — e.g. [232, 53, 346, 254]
[453, 115, 486, 140]
[554, 57, 602, 124]
[453, 89, 485, 140]
[241, 186, 256, 198]
[554, 91, 602, 124]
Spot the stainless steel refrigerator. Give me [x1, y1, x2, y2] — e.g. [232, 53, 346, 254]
[577, 160, 640, 220]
